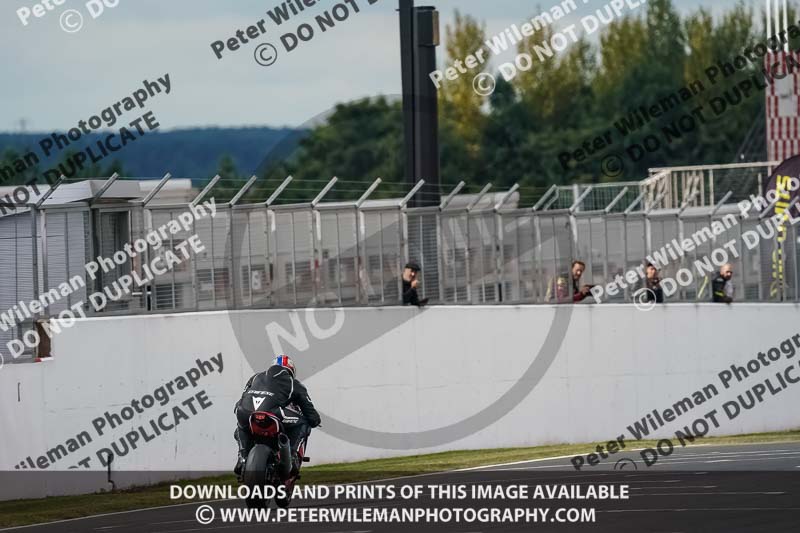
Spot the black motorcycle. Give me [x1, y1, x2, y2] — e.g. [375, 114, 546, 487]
[242, 409, 309, 509]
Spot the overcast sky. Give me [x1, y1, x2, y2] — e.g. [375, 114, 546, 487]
[0, 0, 769, 132]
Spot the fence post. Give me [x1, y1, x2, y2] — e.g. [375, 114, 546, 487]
[357, 207, 367, 305]
[568, 186, 593, 285]
[34, 174, 65, 306]
[267, 208, 276, 306]
[261, 176, 294, 306]
[758, 194, 782, 301]
[437, 181, 465, 303]
[30, 206, 40, 329]
[310, 208, 319, 306]
[622, 192, 643, 300]
[397, 209, 405, 305]
[399, 181, 425, 300]
[465, 184, 492, 303]
[139, 174, 173, 311]
[334, 211, 343, 305]
[354, 179, 382, 305]
[311, 177, 339, 306]
[228, 177, 259, 309]
[494, 185, 519, 302]
[644, 191, 667, 258]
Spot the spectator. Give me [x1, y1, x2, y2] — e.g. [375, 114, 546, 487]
[401, 261, 428, 307]
[712, 263, 734, 303]
[546, 275, 571, 301]
[634, 262, 664, 304]
[548, 261, 593, 303]
[570, 260, 593, 302]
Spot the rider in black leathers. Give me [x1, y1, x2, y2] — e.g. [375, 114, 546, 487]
[234, 355, 321, 478]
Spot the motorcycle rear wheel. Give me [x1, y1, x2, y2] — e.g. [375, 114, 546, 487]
[243, 445, 272, 509]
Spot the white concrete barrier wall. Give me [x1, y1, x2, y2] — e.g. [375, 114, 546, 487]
[1, 304, 800, 499]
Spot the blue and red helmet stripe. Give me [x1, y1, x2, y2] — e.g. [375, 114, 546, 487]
[275, 355, 294, 373]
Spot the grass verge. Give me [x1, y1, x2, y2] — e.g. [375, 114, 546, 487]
[1, 429, 799, 528]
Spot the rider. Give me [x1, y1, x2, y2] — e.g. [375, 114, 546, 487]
[234, 355, 321, 478]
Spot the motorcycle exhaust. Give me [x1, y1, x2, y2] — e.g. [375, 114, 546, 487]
[277, 434, 293, 480]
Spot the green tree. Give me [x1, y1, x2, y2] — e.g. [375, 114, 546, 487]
[439, 10, 489, 163]
[0, 148, 42, 185]
[211, 154, 247, 202]
[251, 97, 404, 204]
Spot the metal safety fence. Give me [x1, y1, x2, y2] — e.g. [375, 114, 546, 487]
[1, 163, 797, 358]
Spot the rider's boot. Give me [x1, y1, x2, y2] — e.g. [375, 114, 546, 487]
[234, 452, 247, 481]
[290, 451, 301, 478]
[233, 428, 252, 481]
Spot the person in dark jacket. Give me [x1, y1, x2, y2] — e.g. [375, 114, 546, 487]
[233, 355, 321, 478]
[712, 263, 734, 303]
[402, 261, 428, 306]
[570, 260, 593, 302]
[634, 262, 664, 303]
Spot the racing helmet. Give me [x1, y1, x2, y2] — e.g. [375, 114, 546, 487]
[274, 354, 295, 376]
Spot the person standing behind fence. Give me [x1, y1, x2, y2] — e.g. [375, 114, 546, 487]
[712, 263, 735, 303]
[401, 261, 428, 307]
[633, 262, 664, 304]
[570, 261, 594, 302]
[547, 260, 593, 303]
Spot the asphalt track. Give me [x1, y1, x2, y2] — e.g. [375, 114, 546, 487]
[4, 441, 800, 533]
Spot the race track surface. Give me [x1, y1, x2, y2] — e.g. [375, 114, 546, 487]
[4, 441, 800, 533]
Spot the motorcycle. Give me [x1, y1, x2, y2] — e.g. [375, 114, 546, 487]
[241, 409, 309, 509]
